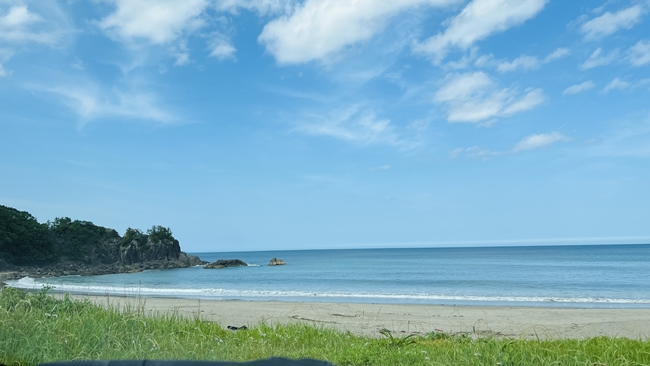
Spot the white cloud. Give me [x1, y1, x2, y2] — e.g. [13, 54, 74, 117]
[0, 47, 12, 76]
[172, 42, 191, 66]
[208, 34, 236, 60]
[434, 71, 493, 102]
[258, 0, 457, 64]
[452, 131, 568, 158]
[30, 83, 176, 125]
[449, 146, 499, 158]
[0, 63, 9, 77]
[434, 72, 544, 123]
[0, 4, 41, 27]
[71, 58, 85, 71]
[477, 48, 568, 73]
[415, 0, 547, 61]
[512, 132, 566, 152]
[0, 4, 60, 44]
[496, 55, 539, 72]
[501, 88, 545, 115]
[627, 40, 650, 66]
[295, 105, 398, 144]
[98, 0, 208, 44]
[563, 81, 595, 95]
[580, 5, 645, 40]
[602, 77, 630, 93]
[214, 0, 294, 15]
[580, 47, 619, 69]
[543, 47, 570, 62]
[293, 105, 422, 150]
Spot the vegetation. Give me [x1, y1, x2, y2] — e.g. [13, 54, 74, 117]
[0, 205, 54, 265]
[121, 228, 147, 248]
[0, 204, 175, 266]
[47, 217, 120, 262]
[2, 287, 649, 366]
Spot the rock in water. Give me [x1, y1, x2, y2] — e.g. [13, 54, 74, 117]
[268, 257, 286, 266]
[204, 259, 247, 269]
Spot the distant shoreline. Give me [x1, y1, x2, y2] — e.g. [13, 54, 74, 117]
[61, 293, 650, 340]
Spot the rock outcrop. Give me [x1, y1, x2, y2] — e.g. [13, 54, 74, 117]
[120, 237, 182, 265]
[204, 259, 248, 269]
[269, 257, 286, 266]
[0, 204, 208, 281]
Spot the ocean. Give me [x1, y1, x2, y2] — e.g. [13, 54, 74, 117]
[8, 244, 650, 308]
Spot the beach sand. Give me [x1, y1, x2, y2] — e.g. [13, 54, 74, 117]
[67, 295, 650, 340]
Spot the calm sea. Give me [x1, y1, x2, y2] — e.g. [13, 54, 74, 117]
[8, 244, 650, 308]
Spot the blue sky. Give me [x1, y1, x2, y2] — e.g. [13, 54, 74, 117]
[1, 0, 649, 252]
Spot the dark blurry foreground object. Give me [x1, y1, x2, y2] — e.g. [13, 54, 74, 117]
[39, 359, 334, 366]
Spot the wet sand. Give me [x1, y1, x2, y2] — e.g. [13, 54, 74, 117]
[67, 295, 650, 340]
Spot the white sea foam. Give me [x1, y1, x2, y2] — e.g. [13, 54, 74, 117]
[6, 277, 650, 305]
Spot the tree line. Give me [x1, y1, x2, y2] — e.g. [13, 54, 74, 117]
[0, 205, 175, 266]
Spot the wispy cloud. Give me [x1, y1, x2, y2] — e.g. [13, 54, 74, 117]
[563, 81, 595, 95]
[580, 47, 620, 69]
[292, 104, 422, 150]
[449, 146, 500, 158]
[627, 39, 650, 66]
[0, 48, 13, 77]
[214, 0, 295, 16]
[434, 72, 544, 123]
[258, 0, 457, 64]
[601, 77, 630, 93]
[544, 47, 570, 62]
[586, 112, 650, 158]
[28, 82, 177, 125]
[475, 47, 569, 73]
[415, 0, 548, 61]
[207, 33, 236, 60]
[580, 5, 645, 40]
[512, 132, 567, 152]
[451, 131, 568, 158]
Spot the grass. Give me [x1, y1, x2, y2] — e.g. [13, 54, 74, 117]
[1, 287, 650, 365]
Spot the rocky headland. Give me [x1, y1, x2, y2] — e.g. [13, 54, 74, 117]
[0, 204, 206, 283]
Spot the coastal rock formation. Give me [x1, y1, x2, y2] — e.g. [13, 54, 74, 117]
[269, 257, 286, 266]
[178, 253, 205, 267]
[120, 237, 182, 264]
[204, 259, 247, 269]
[0, 204, 208, 280]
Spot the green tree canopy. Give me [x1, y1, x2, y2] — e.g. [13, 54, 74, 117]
[0, 205, 54, 265]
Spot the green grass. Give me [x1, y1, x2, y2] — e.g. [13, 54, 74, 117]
[2, 287, 650, 366]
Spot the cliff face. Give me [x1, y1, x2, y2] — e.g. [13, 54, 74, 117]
[0, 205, 206, 280]
[120, 237, 182, 264]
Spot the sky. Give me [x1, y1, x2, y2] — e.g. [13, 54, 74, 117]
[1, 0, 649, 252]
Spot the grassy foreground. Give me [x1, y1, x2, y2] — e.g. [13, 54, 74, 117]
[1, 288, 650, 366]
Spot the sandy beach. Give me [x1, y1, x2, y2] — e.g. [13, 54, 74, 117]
[67, 295, 650, 340]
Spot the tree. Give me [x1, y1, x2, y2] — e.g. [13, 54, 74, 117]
[0, 205, 54, 265]
[147, 225, 174, 244]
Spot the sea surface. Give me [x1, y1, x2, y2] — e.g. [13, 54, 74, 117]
[8, 244, 650, 308]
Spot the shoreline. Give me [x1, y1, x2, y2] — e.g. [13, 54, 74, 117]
[63, 293, 650, 340]
[8, 277, 650, 310]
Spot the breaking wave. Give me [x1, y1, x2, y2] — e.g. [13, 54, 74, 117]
[7, 277, 650, 306]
